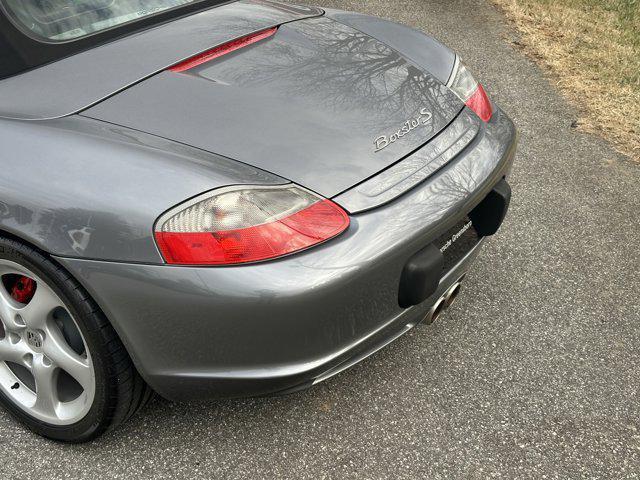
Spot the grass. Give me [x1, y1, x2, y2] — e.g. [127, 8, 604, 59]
[492, 0, 640, 160]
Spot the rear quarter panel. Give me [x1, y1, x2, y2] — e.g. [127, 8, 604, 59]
[0, 116, 284, 262]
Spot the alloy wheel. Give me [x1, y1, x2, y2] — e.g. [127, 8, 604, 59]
[0, 259, 95, 425]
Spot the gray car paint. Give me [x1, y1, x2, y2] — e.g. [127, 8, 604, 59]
[0, 1, 323, 120]
[84, 16, 464, 198]
[335, 109, 482, 213]
[56, 107, 516, 400]
[0, 1, 462, 263]
[0, 0, 516, 400]
[0, 115, 285, 262]
[324, 8, 456, 84]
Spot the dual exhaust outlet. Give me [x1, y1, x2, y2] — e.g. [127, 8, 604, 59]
[423, 275, 465, 325]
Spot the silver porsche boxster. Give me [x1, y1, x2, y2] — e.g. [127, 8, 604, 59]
[0, 0, 516, 441]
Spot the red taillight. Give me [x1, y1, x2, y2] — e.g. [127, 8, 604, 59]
[447, 59, 493, 122]
[168, 27, 278, 73]
[154, 186, 350, 265]
[465, 84, 492, 122]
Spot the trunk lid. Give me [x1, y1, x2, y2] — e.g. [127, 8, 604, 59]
[84, 16, 464, 197]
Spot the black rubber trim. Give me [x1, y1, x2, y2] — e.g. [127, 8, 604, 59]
[398, 243, 444, 308]
[469, 178, 512, 237]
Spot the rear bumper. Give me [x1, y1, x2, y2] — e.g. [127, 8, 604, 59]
[55, 107, 516, 401]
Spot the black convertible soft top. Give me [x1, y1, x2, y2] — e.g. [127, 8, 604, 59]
[0, 0, 229, 80]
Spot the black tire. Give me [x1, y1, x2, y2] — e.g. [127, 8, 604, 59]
[0, 236, 153, 442]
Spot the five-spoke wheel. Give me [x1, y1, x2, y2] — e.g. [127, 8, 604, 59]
[0, 237, 151, 442]
[0, 260, 95, 425]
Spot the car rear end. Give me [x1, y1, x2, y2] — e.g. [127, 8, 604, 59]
[0, 1, 517, 401]
[57, 102, 516, 400]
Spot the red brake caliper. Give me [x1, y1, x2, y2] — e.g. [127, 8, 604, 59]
[10, 276, 36, 304]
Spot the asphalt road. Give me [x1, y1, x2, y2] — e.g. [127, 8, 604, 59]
[2, 0, 640, 478]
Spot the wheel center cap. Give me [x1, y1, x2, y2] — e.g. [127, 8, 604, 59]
[26, 330, 44, 350]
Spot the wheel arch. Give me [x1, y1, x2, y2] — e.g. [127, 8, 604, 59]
[0, 227, 150, 392]
[0, 225, 53, 256]
[0, 232, 153, 440]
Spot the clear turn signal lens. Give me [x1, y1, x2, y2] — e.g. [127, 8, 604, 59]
[447, 59, 493, 122]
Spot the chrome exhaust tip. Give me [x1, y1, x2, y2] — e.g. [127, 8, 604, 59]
[424, 297, 446, 325]
[443, 282, 462, 309]
[423, 274, 466, 325]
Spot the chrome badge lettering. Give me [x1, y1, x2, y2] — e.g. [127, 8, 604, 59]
[374, 107, 433, 153]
